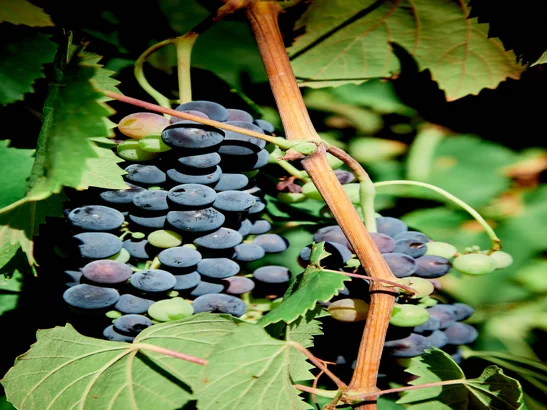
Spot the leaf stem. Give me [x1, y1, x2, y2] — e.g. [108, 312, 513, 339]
[322, 269, 416, 295]
[174, 34, 197, 104]
[288, 342, 348, 391]
[294, 384, 339, 398]
[134, 343, 207, 365]
[374, 180, 502, 251]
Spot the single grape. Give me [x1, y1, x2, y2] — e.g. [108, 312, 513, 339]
[114, 294, 154, 314]
[444, 322, 479, 345]
[383, 253, 417, 278]
[453, 253, 496, 275]
[393, 238, 428, 258]
[73, 232, 123, 259]
[147, 297, 194, 322]
[178, 152, 221, 169]
[173, 271, 201, 290]
[250, 219, 271, 235]
[167, 184, 217, 208]
[191, 293, 247, 317]
[123, 238, 150, 260]
[313, 225, 352, 251]
[253, 265, 290, 283]
[63, 284, 119, 309]
[197, 258, 240, 279]
[426, 304, 458, 329]
[376, 216, 408, 238]
[253, 119, 275, 134]
[219, 121, 266, 155]
[81, 260, 132, 285]
[133, 190, 169, 212]
[390, 304, 430, 327]
[118, 112, 169, 139]
[124, 164, 166, 186]
[190, 280, 225, 296]
[223, 276, 255, 295]
[414, 255, 452, 278]
[113, 314, 153, 334]
[384, 333, 428, 358]
[130, 269, 177, 293]
[226, 108, 253, 123]
[328, 298, 369, 322]
[252, 234, 289, 253]
[128, 214, 166, 230]
[395, 277, 435, 299]
[174, 100, 228, 122]
[167, 208, 225, 232]
[425, 241, 458, 259]
[161, 122, 224, 149]
[158, 247, 202, 269]
[247, 197, 266, 214]
[100, 183, 146, 206]
[167, 166, 222, 186]
[490, 251, 513, 269]
[452, 303, 474, 321]
[236, 219, 252, 236]
[213, 173, 249, 191]
[138, 134, 172, 153]
[423, 329, 448, 349]
[370, 232, 396, 253]
[277, 192, 307, 204]
[213, 190, 255, 213]
[106, 248, 131, 264]
[194, 228, 243, 250]
[232, 243, 266, 262]
[68, 205, 125, 231]
[394, 231, 430, 243]
[333, 170, 356, 184]
[413, 315, 442, 333]
[116, 140, 159, 162]
[103, 325, 135, 342]
[147, 230, 183, 248]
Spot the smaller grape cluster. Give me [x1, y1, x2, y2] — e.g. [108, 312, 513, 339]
[299, 215, 512, 364]
[51, 101, 292, 342]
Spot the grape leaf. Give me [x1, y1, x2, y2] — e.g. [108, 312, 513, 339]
[0, 141, 34, 209]
[2, 314, 242, 410]
[82, 142, 127, 190]
[288, 0, 526, 101]
[194, 323, 312, 410]
[0, 24, 57, 106]
[259, 242, 349, 326]
[397, 348, 524, 409]
[0, 0, 53, 26]
[0, 270, 22, 315]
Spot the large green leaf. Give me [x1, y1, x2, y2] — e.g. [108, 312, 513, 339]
[397, 348, 524, 409]
[288, 0, 525, 100]
[2, 314, 242, 410]
[82, 142, 127, 190]
[0, 0, 53, 26]
[195, 323, 311, 410]
[0, 24, 57, 106]
[0, 141, 34, 209]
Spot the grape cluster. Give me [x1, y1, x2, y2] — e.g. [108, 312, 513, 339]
[54, 101, 291, 342]
[300, 216, 511, 365]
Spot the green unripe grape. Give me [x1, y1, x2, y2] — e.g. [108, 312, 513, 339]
[277, 192, 307, 204]
[242, 170, 259, 178]
[425, 242, 458, 259]
[417, 295, 438, 308]
[326, 153, 344, 169]
[328, 298, 369, 322]
[148, 297, 193, 322]
[138, 135, 172, 153]
[453, 253, 496, 275]
[116, 140, 159, 162]
[132, 232, 146, 240]
[489, 251, 513, 269]
[106, 248, 131, 264]
[395, 277, 435, 299]
[148, 230, 183, 248]
[118, 112, 169, 139]
[301, 182, 322, 200]
[105, 310, 122, 319]
[390, 304, 430, 327]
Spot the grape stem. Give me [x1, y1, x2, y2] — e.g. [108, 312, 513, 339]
[134, 343, 207, 365]
[405, 124, 447, 181]
[322, 269, 416, 295]
[374, 180, 502, 252]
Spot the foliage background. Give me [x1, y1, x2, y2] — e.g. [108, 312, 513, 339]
[0, 0, 546, 409]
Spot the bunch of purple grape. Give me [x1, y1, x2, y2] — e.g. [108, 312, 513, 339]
[54, 101, 292, 342]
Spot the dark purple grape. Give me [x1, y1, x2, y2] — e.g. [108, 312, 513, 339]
[197, 258, 240, 279]
[100, 183, 146, 205]
[394, 231, 430, 243]
[170, 109, 209, 124]
[247, 197, 266, 214]
[370, 233, 396, 253]
[232, 243, 265, 262]
[68, 205, 125, 231]
[219, 121, 266, 155]
[253, 265, 290, 283]
[376, 216, 408, 238]
[189, 280, 225, 296]
[334, 170, 355, 184]
[167, 166, 222, 186]
[213, 173, 249, 191]
[174, 100, 228, 122]
[133, 190, 169, 212]
[73, 232, 123, 259]
[223, 276, 255, 294]
[444, 323, 479, 345]
[162, 122, 224, 149]
[123, 239, 150, 260]
[426, 304, 458, 329]
[253, 234, 289, 253]
[130, 269, 176, 293]
[414, 255, 452, 278]
[81, 260, 132, 285]
[250, 219, 271, 235]
[413, 315, 442, 333]
[382, 253, 417, 278]
[384, 333, 428, 357]
[63, 284, 119, 309]
[127, 214, 166, 230]
[167, 208, 225, 232]
[113, 314, 153, 334]
[253, 119, 275, 134]
[103, 325, 135, 342]
[63, 270, 82, 287]
[423, 330, 448, 349]
[452, 303, 474, 321]
[158, 247, 202, 269]
[226, 108, 253, 122]
[393, 238, 428, 258]
[167, 184, 217, 208]
[124, 164, 166, 186]
[115, 294, 154, 314]
[178, 153, 221, 169]
[194, 228, 243, 250]
[236, 219, 252, 236]
[173, 271, 201, 290]
[192, 293, 247, 316]
[313, 225, 352, 251]
[213, 190, 255, 213]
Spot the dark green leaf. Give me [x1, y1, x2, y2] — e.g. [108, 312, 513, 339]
[0, 0, 53, 26]
[0, 141, 34, 208]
